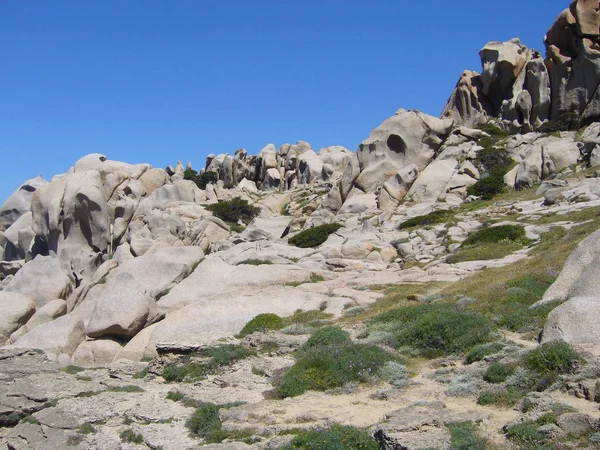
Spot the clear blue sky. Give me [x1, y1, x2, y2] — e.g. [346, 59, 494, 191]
[0, 0, 567, 203]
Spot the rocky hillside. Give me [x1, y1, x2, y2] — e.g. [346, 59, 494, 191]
[3, 1, 600, 449]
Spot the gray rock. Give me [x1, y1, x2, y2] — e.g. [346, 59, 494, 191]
[0, 292, 35, 339]
[71, 339, 123, 367]
[85, 273, 153, 339]
[0, 175, 47, 232]
[3, 256, 74, 308]
[10, 314, 85, 356]
[542, 297, 600, 344]
[556, 413, 598, 435]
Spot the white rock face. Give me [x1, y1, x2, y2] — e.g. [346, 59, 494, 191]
[85, 273, 153, 339]
[538, 228, 600, 305]
[10, 314, 85, 356]
[542, 297, 600, 344]
[0, 292, 36, 340]
[3, 256, 74, 308]
[71, 339, 124, 367]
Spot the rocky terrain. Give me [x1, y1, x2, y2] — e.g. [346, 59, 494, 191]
[4, 1, 600, 449]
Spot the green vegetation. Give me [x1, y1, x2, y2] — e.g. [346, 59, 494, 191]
[367, 303, 495, 358]
[186, 401, 255, 443]
[277, 326, 394, 397]
[277, 424, 380, 450]
[108, 385, 145, 393]
[483, 362, 515, 384]
[447, 225, 529, 264]
[239, 259, 273, 266]
[61, 365, 85, 375]
[467, 127, 513, 200]
[522, 341, 582, 378]
[477, 386, 525, 407]
[397, 209, 455, 230]
[288, 223, 344, 248]
[206, 197, 260, 224]
[464, 342, 507, 364]
[237, 313, 284, 337]
[166, 391, 185, 402]
[77, 422, 96, 435]
[446, 421, 490, 450]
[479, 122, 510, 138]
[537, 111, 580, 133]
[285, 274, 325, 287]
[120, 428, 144, 444]
[132, 367, 149, 379]
[184, 169, 218, 189]
[162, 344, 256, 383]
[505, 421, 545, 448]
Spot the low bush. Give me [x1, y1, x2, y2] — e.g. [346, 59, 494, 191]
[77, 422, 96, 435]
[537, 112, 580, 133]
[464, 342, 506, 364]
[522, 341, 582, 377]
[462, 225, 527, 247]
[369, 304, 494, 357]
[467, 129, 513, 200]
[288, 223, 344, 248]
[162, 344, 256, 382]
[120, 429, 144, 444]
[477, 387, 526, 407]
[61, 365, 85, 375]
[237, 313, 284, 337]
[397, 210, 455, 230]
[132, 367, 148, 379]
[505, 421, 545, 448]
[108, 385, 144, 393]
[479, 122, 510, 138]
[447, 421, 489, 450]
[483, 363, 515, 384]
[278, 424, 380, 450]
[299, 326, 351, 351]
[278, 327, 394, 397]
[206, 197, 260, 224]
[166, 391, 185, 402]
[184, 169, 218, 189]
[239, 259, 273, 266]
[186, 401, 254, 443]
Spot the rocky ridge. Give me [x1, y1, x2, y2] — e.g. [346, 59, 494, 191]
[3, 1, 600, 449]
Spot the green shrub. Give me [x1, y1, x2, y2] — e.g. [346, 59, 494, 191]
[288, 223, 344, 248]
[206, 197, 260, 224]
[479, 122, 510, 138]
[467, 130, 513, 200]
[477, 387, 526, 407]
[537, 112, 580, 133]
[61, 365, 85, 375]
[397, 210, 455, 230]
[186, 402, 222, 441]
[483, 363, 515, 384]
[77, 422, 96, 435]
[166, 391, 185, 402]
[505, 421, 545, 447]
[237, 314, 284, 337]
[108, 385, 144, 393]
[162, 344, 255, 382]
[464, 342, 506, 364]
[239, 259, 273, 266]
[447, 421, 489, 450]
[278, 327, 394, 397]
[299, 326, 351, 351]
[522, 341, 582, 377]
[120, 429, 144, 444]
[132, 367, 148, 379]
[462, 225, 527, 246]
[278, 424, 380, 449]
[185, 169, 219, 189]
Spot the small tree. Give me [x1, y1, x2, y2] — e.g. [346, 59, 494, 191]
[184, 169, 219, 189]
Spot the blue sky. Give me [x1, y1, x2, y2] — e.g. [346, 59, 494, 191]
[0, 0, 567, 203]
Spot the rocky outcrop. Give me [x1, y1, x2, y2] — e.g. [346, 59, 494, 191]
[443, 0, 600, 131]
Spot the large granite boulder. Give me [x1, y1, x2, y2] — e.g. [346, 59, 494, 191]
[355, 109, 453, 193]
[10, 314, 86, 356]
[0, 292, 36, 341]
[542, 297, 600, 344]
[85, 272, 154, 339]
[3, 256, 74, 308]
[0, 176, 48, 232]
